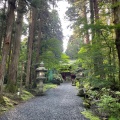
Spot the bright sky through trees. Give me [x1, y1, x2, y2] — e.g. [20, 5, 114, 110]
[56, 1, 73, 52]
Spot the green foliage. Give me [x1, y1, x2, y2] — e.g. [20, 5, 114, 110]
[75, 81, 79, 88]
[27, 0, 41, 7]
[22, 23, 29, 35]
[61, 53, 70, 63]
[5, 84, 18, 93]
[98, 94, 120, 119]
[81, 110, 100, 120]
[77, 39, 117, 88]
[2, 96, 13, 107]
[59, 64, 71, 73]
[66, 35, 82, 59]
[43, 83, 57, 92]
[0, 96, 16, 114]
[78, 45, 92, 69]
[65, 6, 78, 21]
[41, 9, 63, 41]
[49, 10, 63, 41]
[66, 0, 120, 119]
[51, 73, 63, 85]
[19, 38, 27, 62]
[109, 116, 119, 120]
[61, 53, 70, 59]
[41, 38, 62, 69]
[21, 90, 34, 101]
[45, 38, 63, 58]
[0, 96, 5, 105]
[111, 2, 120, 9]
[41, 50, 59, 69]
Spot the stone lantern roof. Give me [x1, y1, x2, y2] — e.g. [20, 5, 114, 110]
[36, 62, 47, 72]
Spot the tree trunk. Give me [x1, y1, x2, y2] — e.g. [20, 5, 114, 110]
[89, 0, 94, 42]
[93, 0, 99, 20]
[92, 0, 104, 79]
[83, 2, 89, 44]
[112, 46, 116, 85]
[0, 0, 16, 94]
[36, 19, 42, 63]
[26, 7, 36, 88]
[33, 18, 42, 88]
[7, 0, 26, 93]
[89, 0, 94, 25]
[0, 0, 7, 55]
[112, 0, 120, 88]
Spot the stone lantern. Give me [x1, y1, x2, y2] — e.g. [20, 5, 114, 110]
[76, 68, 85, 97]
[36, 61, 47, 95]
[76, 68, 84, 87]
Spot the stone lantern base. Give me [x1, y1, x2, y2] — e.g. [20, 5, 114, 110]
[36, 78, 46, 96]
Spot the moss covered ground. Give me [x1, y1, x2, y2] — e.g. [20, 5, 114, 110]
[0, 83, 57, 115]
[81, 110, 100, 120]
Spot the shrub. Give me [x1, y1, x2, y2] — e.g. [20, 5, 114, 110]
[51, 78, 61, 85]
[98, 94, 120, 119]
[51, 74, 63, 85]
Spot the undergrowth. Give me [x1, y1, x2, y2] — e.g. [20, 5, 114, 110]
[81, 110, 100, 120]
[0, 83, 57, 115]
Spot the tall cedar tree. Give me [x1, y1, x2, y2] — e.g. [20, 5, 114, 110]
[7, 0, 26, 93]
[26, 7, 37, 88]
[0, 0, 7, 55]
[112, 0, 120, 87]
[0, 0, 16, 94]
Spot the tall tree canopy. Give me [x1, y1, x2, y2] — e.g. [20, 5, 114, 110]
[65, 0, 119, 89]
[0, 0, 63, 93]
[0, 0, 120, 119]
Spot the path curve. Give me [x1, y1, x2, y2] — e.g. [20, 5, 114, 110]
[0, 83, 87, 120]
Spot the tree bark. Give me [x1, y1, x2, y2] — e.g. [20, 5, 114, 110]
[89, 0, 94, 42]
[93, 0, 104, 78]
[0, 0, 16, 94]
[112, 0, 120, 88]
[83, 2, 89, 44]
[32, 18, 42, 88]
[93, 0, 99, 20]
[0, 0, 7, 55]
[7, 0, 26, 92]
[89, 0, 94, 25]
[36, 19, 42, 63]
[26, 7, 36, 88]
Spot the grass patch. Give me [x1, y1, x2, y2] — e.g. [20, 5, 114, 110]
[0, 90, 34, 114]
[43, 83, 57, 92]
[0, 96, 17, 114]
[3, 96, 13, 107]
[21, 90, 34, 101]
[76, 81, 79, 88]
[81, 110, 100, 120]
[0, 83, 57, 115]
[109, 116, 119, 120]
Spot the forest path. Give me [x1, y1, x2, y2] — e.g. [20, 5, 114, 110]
[0, 82, 87, 120]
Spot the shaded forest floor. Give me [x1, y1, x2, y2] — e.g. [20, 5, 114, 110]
[0, 83, 57, 115]
[0, 83, 87, 120]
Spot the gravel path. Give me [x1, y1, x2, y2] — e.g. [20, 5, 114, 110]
[0, 82, 87, 120]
